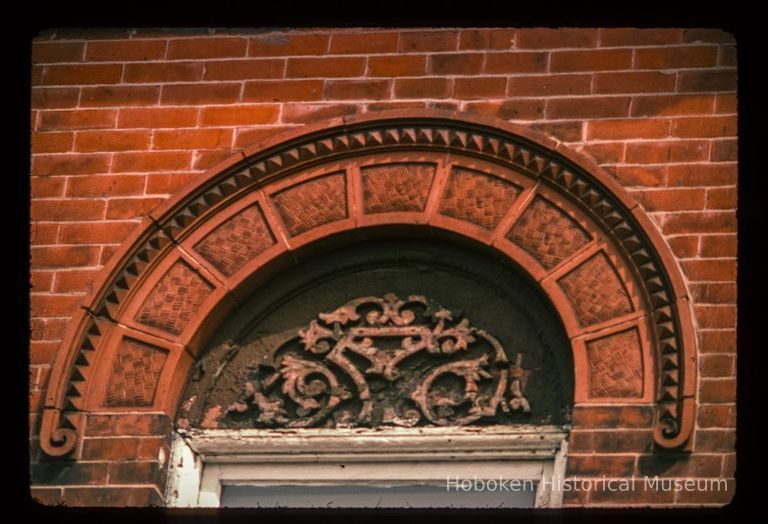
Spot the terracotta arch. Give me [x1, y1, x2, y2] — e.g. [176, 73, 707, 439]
[40, 109, 697, 458]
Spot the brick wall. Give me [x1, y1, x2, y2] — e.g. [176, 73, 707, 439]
[30, 27, 737, 507]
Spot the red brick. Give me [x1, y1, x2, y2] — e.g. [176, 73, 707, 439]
[32, 41, 84, 63]
[366, 101, 427, 112]
[31, 487, 62, 506]
[569, 430, 653, 453]
[394, 78, 452, 99]
[75, 130, 151, 152]
[681, 258, 737, 280]
[59, 221, 138, 243]
[636, 454, 723, 477]
[671, 116, 737, 138]
[31, 245, 101, 267]
[716, 94, 737, 114]
[200, 105, 279, 126]
[161, 83, 241, 105]
[44, 64, 122, 85]
[698, 404, 736, 427]
[281, 103, 359, 124]
[30, 295, 86, 317]
[367, 55, 426, 77]
[546, 97, 630, 119]
[463, 100, 545, 120]
[32, 132, 74, 153]
[30, 319, 46, 340]
[30, 223, 59, 245]
[106, 197, 166, 219]
[399, 31, 458, 52]
[243, 80, 323, 102]
[81, 437, 141, 460]
[31, 199, 106, 221]
[507, 74, 591, 96]
[551, 49, 632, 72]
[108, 461, 162, 486]
[63, 486, 165, 507]
[699, 330, 736, 354]
[324, 79, 391, 100]
[690, 282, 737, 304]
[286, 57, 365, 78]
[571, 405, 654, 428]
[85, 40, 166, 61]
[635, 46, 719, 69]
[530, 121, 583, 142]
[193, 149, 237, 170]
[39, 109, 116, 131]
[678, 70, 737, 92]
[594, 71, 677, 94]
[453, 77, 506, 99]
[145, 172, 198, 194]
[700, 234, 737, 258]
[610, 165, 666, 187]
[579, 142, 624, 164]
[31, 65, 44, 86]
[599, 28, 682, 47]
[203, 59, 284, 81]
[67, 175, 146, 197]
[589, 480, 676, 505]
[137, 437, 169, 460]
[625, 140, 709, 163]
[81, 86, 160, 107]
[30, 271, 53, 293]
[112, 151, 192, 173]
[667, 235, 699, 258]
[483, 52, 548, 74]
[31, 87, 80, 109]
[699, 355, 735, 378]
[696, 428, 737, 452]
[429, 53, 483, 75]
[44, 318, 69, 340]
[682, 29, 736, 44]
[32, 154, 109, 176]
[30, 341, 59, 366]
[633, 189, 706, 212]
[516, 28, 597, 49]
[710, 140, 738, 162]
[631, 94, 716, 117]
[695, 305, 736, 329]
[566, 455, 636, 477]
[118, 107, 199, 128]
[234, 126, 300, 148]
[54, 269, 103, 293]
[248, 33, 330, 57]
[32, 462, 108, 486]
[587, 118, 669, 140]
[699, 378, 736, 403]
[668, 163, 736, 186]
[329, 31, 398, 54]
[459, 29, 516, 50]
[123, 62, 204, 83]
[167, 37, 247, 59]
[723, 454, 736, 477]
[719, 45, 737, 67]
[153, 128, 232, 149]
[706, 187, 737, 210]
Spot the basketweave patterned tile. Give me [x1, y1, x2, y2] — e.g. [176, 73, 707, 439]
[194, 203, 276, 276]
[362, 163, 436, 214]
[558, 251, 633, 326]
[439, 166, 521, 230]
[105, 337, 168, 407]
[272, 172, 348, 236]
[135, 259, 214, 335]
[508, 196, 592, 270]
[587, 328, 644, 398]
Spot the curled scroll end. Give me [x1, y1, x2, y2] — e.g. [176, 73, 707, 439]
[653, 397, 695, 452]
[39, 408, 78, 458]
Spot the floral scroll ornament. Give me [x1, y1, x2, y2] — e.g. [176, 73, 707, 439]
[223, 294, 531, 428]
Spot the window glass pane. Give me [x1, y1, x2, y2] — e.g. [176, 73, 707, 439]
[220, 482, 537, 508]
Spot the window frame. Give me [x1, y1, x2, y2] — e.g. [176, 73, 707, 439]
[166, 424, 569, 508]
